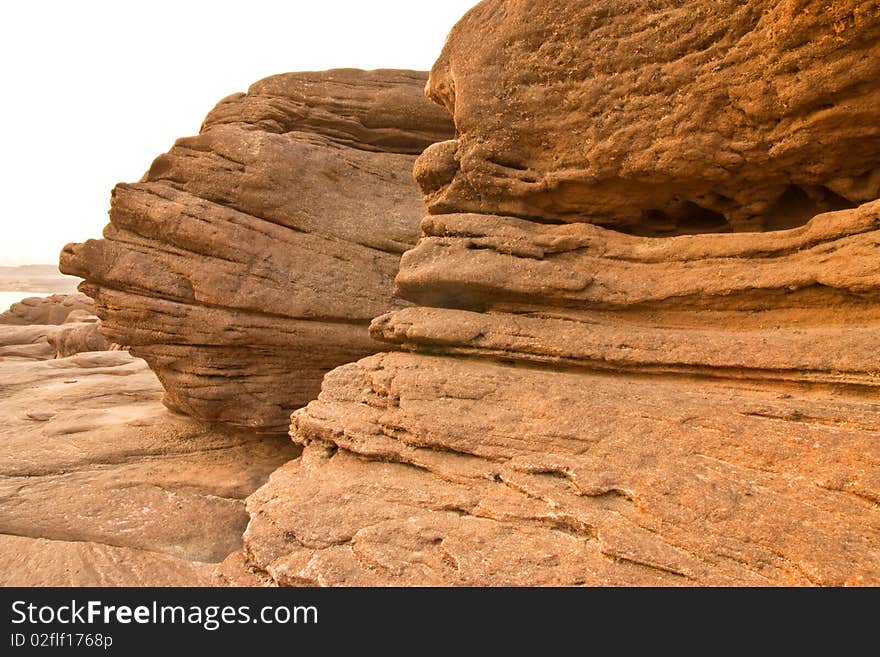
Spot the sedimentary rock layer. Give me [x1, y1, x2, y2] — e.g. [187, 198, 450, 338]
[238, 352, 879, 586]
[0, 321, 109, 361]
[418, 0, 880, 234]
[395, 201, 880, 311]
[236, 151, 880, 589]
[0, 293, 94, 326]
[377, 201, 880, 388]
[47, 321, 112, 358]
[61, 69, 454, 432]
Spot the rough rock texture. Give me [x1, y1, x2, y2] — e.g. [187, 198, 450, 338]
[0, 351, 298, 586]
[0, 325, 60, 360]
[47, 321, 112, 358]
[60, 69, 453, 432]
[0, 293, 95, 326]
[242, 352, 879, 586]
[0, 321, 109, 361]
[233, 2, 880, 586]
[384, 202, 880, 388]
[417, 0, 880, 234]
[237, 204, 880, 587]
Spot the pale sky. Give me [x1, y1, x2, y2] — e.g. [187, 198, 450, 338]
[0, 0, 477, 266]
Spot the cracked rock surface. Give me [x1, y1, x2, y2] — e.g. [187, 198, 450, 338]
[234, 350, 879, 587]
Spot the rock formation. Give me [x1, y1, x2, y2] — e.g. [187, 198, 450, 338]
[47, 321, 112, 358]
[0, 293, 95, 326]
[0, 350, 298, 586]
[0, 322, 106, 361]
[232, 1, 880, 586]
[61, 69, 453, 432]
[0, 293, 109, 360]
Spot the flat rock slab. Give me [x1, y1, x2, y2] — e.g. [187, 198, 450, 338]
[0, 351, 298, 586]
[0, 535, 214, 587]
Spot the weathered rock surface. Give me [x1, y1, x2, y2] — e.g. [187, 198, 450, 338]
[0, 321, 109, 361]
[241, 352, 879, 586]
[0, 351, 299, 586]
[0, 325, 60, 360]
[381, 201, 880, 388]
[418, 0, 880, 234]
[232, 3, 880, 586]
[0, 293, 95, 326]
[61, 69, 453, 432]
[237, 205, 880, 586]
[47, 321, 112, 358]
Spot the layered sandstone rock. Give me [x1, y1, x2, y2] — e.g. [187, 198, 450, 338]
[61, 69, 453, 432]
[0, 294, 108, 360]
[0, 293, 95, 326]
[236, 204, 880, 587]
[418, 0, 880, 234]
[0, 351, 298, 586]
[239, 348, 879, 586]
[47, 321, 112, 358]
[0, 321, 109, 361]
[234, 2, 880, 586]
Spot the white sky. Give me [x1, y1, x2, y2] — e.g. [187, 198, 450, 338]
[0, 0, 477, 266]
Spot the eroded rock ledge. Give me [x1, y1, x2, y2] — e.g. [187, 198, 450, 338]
[234, 204, 880, 587]
[239, 351, 878, 586]
[60, 69, 454, 432]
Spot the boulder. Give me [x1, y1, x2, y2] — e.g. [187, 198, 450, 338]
[47, 321, 112, 358]
[0, 319, 111, 361]
[0, 325, 59, 360]
[63, 309, 99, 324]
[61, 69, 454, 432]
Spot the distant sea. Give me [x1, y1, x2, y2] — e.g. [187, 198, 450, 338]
[0, 291, 51, 312]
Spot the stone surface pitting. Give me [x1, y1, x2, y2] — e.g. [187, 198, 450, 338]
[418, 0, 880, 234]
